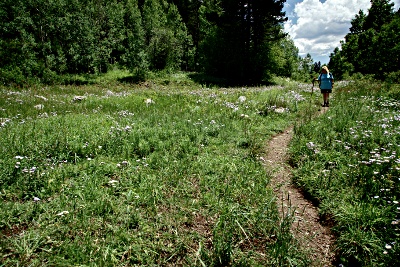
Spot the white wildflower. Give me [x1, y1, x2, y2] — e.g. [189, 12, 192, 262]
[108, 180, 118, 187]
[238, 96, 246, 103]
[145, 98, 155, 105]
[307, 142, 316, 149]
[73, 96, 86, 102]
[274, 107, 286, 113]
[35, 95, 48, 101]
[34, 104, 44, 110]
[56, 211, 69, 216]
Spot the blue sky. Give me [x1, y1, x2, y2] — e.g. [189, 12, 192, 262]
[282, 0, 400, 64]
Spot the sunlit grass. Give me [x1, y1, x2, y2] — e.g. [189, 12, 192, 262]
[0, 74, 316, 266]
[290, 79, 400, 266]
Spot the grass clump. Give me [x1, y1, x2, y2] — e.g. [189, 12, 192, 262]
[290, 79, 400, 266]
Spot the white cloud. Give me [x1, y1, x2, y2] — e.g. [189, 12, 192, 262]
[284, 0, 400, 63]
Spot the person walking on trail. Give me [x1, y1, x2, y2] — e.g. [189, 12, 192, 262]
[313, 66, 334, 107]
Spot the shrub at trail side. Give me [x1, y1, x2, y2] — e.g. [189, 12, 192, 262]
[290, 80, 400, 266]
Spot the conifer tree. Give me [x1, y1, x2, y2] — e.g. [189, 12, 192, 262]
[198, 0, 287, 84]
[329, 0, 398, 79]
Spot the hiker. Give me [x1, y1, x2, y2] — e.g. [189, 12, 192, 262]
[313, 66, 334, 107]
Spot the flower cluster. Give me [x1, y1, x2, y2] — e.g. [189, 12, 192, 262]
[288, 90, 305, 102]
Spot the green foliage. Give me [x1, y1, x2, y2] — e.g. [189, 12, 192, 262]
[0, 0, 194, 85]
[198, 0, 287, 84]
[267, 36, 300, 79]
[121, 0, 148, 74]
[328, 0, 399, 80]
[290, 81, 400, 266]
[0, 0, 295, 86]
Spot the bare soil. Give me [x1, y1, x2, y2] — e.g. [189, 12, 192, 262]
[262, 116, 336, 266]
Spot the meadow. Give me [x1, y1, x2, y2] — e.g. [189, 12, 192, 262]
[0, 71, 313, 266]
[290, 80, 400, 266]
[1, 72, 399, 266]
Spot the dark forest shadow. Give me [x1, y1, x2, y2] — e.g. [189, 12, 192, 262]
[188, 72, 272, 87]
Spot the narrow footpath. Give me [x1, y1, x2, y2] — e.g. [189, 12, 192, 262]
[262, 125, 335, 266]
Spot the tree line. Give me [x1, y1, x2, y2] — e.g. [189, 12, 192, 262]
[1, 0, 318, 85]
[329, 0, 400, 81]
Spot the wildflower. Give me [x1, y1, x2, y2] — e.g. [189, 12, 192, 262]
[238, 96, 246, 103]
[35, 95, 48, 101]
[38, 112, 49, 118]
[385, 244, 392, 250]
[33, 197, 41, 202]
[73, 96, 86, 102]
[274, 107, 286, 113]
[224, 101, 239, 111]
[34, 104, 44, 110]
[307, 142, 316, 149]
[145, 98, 155, 105]
[108, 180, 118, 187]
[22, 167, 37, 173]
[118, 110, 134, 117]
[289, 91, 305, 101]
[56, 211, 69, 216]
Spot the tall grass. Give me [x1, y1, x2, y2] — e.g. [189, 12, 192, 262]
[290, 80, 400, 266]
[1, 73, 312, 266]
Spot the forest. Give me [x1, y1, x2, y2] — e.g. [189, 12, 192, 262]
[0, 0, 399, 83]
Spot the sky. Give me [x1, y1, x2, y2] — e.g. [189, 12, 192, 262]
[283, 0, 400, 64]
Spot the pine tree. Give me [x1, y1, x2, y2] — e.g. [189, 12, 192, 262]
[198, 0, 287, 84]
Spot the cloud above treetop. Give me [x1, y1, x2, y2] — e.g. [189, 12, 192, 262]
[283, 0, 400, 63]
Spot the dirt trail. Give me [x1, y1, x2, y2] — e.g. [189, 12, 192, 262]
[262, 116, 335, 266]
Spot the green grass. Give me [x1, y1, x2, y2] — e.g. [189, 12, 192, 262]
[290, 80, 400, 266]
[0, 73, 315, 266]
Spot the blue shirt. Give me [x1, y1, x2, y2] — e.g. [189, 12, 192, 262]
[318, 73, 334, 90]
